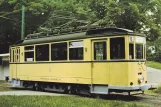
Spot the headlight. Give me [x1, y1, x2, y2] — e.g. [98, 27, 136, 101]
[138, 76, 144, 83]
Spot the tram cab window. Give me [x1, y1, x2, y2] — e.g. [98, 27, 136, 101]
[25, 52, 34, 61]
[69, 41, 83, 60]
[110, 37, 125, 59]
[9, 49, 11, 62]
[144, 45, 146, 59]
[36, 44, 49, 61]
[25, 46, 34, 62]
[94, 42, 106, 60]
[129, 44, 134, 59]
[13, 51, 15, 62]
[136, 44, 143, 59]
[51, 42, 67, 60]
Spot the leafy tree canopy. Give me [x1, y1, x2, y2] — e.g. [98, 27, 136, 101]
[41, 0, 161, 41]
[0, 0, 53, 53]
[0, 0, 161, 53]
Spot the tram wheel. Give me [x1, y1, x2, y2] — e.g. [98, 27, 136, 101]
[91, 94, 101, 99]
[33, 83, 39, 91]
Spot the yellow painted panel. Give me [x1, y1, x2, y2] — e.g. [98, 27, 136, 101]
[84, 39, 92, 61]
[20, 46, 24, 62]
[92, 63, 109, 84]
[29, 76, 91, 84]
[125, 36, 129, 60]
[11, 61, 147, 87]
[17, 63, 92, 84]
[128, 62, 147, 86]
[10, 64, 17, 79]
[109, 62, 128, 86]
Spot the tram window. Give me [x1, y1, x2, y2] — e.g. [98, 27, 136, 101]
[144, 45, 146, 59]
[25, 46, 34, 51]
[69, 48, 83, 60]
[17, 49, 19, 62]
[110, 37, 125, 59]
[13, 50, 14, 62]
[9, 49, 12, 62]
[94, 42, 106, 60]
[69, 41, 83, 60]
[129, 44, 134, 59]
[25, 52, 34, 61]
[51, 42, 67, 60]
[36, 44, 49, 61]
[136, 44, 143, 59]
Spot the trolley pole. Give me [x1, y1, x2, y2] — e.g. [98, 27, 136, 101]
[21, 5, 25, 40]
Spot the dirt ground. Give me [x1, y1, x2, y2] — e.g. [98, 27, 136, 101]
[136, 94, 161, 107]
[100, 93, 161, 107]
[0, 81, 161, 107]
[0, 87, 161, 107]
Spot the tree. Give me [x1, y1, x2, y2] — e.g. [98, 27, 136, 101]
[0, 0, 53, 53]
[0, 0, 161, 53]
[43, 0, 161, 41]
[105, 0, 161, 41]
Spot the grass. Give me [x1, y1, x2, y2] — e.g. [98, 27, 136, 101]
[145, 84, 161, 95]
[147, 61, 161, 70]
[153, 86, 161, 94]
[0, 80, 12, 92]
[0, 96, 147, 107]
[146, 61, 161, 94]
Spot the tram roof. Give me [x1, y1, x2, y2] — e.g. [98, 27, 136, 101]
[14, 27, 145, 46]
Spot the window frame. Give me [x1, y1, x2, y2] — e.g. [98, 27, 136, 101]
[129, 43, 134, 59]
[110, 37, 125, 60]
[69, 40, 84, 60]
[143, 44, 146, 59]
[51, 42, 68, 61]
[35, 44, 50, 61]
[135, 43, 144, 59]
[93, 41, 107, 61]
[135, 36, 146, 60]
[24, 45, 35, 62]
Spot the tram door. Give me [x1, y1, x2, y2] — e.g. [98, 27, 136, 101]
[11, 47, 20, 78]
[91, 39, 109, 84]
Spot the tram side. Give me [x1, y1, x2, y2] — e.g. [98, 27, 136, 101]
[9, 33, 149, 95]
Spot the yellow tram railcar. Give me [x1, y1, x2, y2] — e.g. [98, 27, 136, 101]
[9, 27, 149, 95]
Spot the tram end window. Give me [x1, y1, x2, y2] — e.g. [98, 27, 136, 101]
[69, 41, 84, 60]
[136, 44, 143, 59]
[94, 42, 107, 60]
[25, 52, 34, 62]
[129, 44, 134, 59]
[144, 45, 146, 59]
[25, 46, 34, 51]
[36, 44, 49, 61]
[110, 37, 125, 59]
[9, 48, 13, 63]
[24, 46, 34, 62]
[51, 42, 67, 61]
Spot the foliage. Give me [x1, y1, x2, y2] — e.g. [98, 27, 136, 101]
[0, 0, 161, 53]
[147, 39, 161, 62]
[0, 0, 53, 53]
[153, 86, 161, 94]
[0, 96, 147, 107]
[105, 0, 161, 41]
[147, 61, 161, 70]
[40, 0, 161, 42]
[8, 0, 53, 15]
